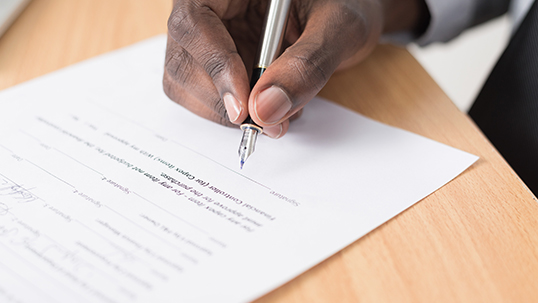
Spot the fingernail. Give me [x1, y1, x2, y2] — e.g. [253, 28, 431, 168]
[264, 124, 284, 139]
[254, 86, 292, 125]
[223, 93, 242, 123]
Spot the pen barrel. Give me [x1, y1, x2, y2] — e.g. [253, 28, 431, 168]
[255, 0, 292, 69]
[250, 67, 266, 90]
[240, 0, 290, 137]
[241, 68, 266, 127]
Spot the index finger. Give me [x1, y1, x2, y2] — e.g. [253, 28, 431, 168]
[167, 0, 252, 124]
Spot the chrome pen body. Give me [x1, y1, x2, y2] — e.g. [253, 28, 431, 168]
[238, 0, 292, 169]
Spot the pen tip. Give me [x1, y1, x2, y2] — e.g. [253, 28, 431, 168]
[240, 160, 244, 170]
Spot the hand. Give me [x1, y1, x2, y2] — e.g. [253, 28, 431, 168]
[163, 0, 428, 138]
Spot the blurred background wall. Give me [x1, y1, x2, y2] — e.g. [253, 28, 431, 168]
[409, 16, 511, 112]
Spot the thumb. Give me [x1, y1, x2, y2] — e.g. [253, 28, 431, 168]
[248, 41, 332, 127]
[248, 1, 381, 127]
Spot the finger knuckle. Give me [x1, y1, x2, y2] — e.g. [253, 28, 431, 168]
[201, 51, 233, 80]
[287, 50, 330, 91]
[211, 96, 227, 119]
[208, 97, 233, 127]
[165, 45, 195, 85]
[167, 4, 199, 47]
[217, 114, 233, 127]
[328, 2, 363, 27]
[327, 2, 372, 47]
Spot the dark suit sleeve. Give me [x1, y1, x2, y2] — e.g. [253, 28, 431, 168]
[414, 0, 511, 45]
[472, 0, 511, 25]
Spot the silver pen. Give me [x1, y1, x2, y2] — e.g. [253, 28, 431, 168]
[238, 0, 292, 169]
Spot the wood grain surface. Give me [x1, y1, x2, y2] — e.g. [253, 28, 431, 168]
[1, 1, 537, 302]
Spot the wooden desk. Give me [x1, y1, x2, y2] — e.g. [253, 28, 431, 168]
[1, 1, 537, 302]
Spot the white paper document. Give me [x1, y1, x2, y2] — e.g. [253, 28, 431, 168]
[0, 36, 478, 303]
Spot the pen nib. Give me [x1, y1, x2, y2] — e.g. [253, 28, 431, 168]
[238, 125, 260, 169]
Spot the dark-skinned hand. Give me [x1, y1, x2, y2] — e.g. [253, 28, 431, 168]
[164, 0, 428, 138]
